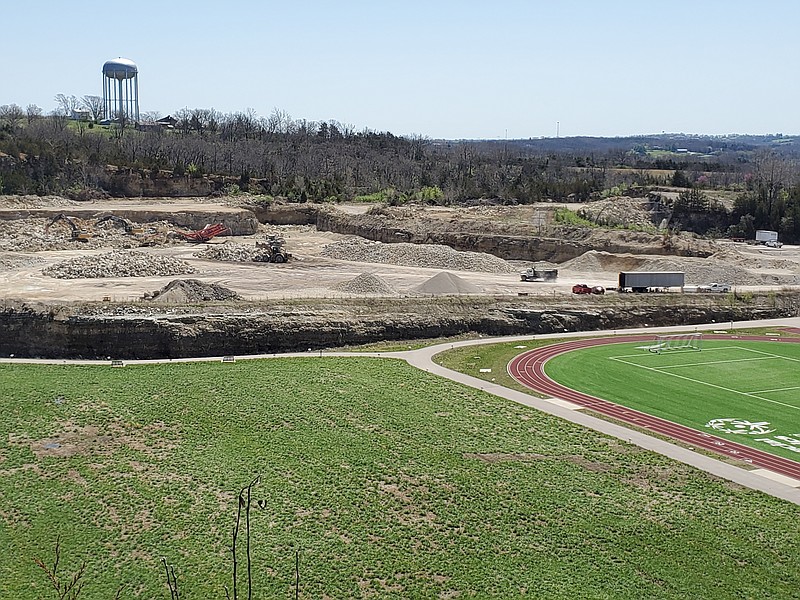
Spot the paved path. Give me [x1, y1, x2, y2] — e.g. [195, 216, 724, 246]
[4, 317, 800, 504]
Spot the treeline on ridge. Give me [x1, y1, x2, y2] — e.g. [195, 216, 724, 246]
[1, 104, 800, 242]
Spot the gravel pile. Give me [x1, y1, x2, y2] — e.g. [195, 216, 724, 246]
[414, 271, 482, 295]
[638, 256, 798, 286]
[194, 242, 272, 262]
[0, 195, 80, 209]
[321, 238, 516, 273]
[563, 249, 799, 287]
[0, 217, 173, 252]
[562, 250, 647, 272]
[0, 252, 45, 271]
[146, 279, 241, 303]
[43, 250, 196, 279]
[331, 272, 396, 295]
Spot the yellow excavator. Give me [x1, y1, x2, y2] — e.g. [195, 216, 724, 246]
[44, 214, 92, 242]
[95, 214, 145, 235]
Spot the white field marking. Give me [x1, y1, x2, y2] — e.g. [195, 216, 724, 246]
[610, 346, 734, 361]
[608, 350, 800, 412]
[747, 385, 800, 394]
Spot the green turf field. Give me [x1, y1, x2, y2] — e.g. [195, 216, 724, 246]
[544, 339, 800, 461]
[1, 357, 799, 598]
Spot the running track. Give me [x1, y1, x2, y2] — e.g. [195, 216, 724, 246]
[508, 334, 800, 481]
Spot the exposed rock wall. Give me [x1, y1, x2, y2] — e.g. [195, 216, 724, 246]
[252, 204, 710, 262]
[0, 295, 793, 360]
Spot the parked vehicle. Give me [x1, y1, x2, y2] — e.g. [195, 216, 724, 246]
[704, 283, 731, 293]
[618, 271, 685, 293]
[755, 230, 779, 244]
[572, 284, 604, 295]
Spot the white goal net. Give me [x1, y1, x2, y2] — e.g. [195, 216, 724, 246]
[644, 333, 703, 354]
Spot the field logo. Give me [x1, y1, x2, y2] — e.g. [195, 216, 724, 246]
[705, 418, 776, 436]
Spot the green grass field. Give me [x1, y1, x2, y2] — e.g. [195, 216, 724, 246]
[1, 356, 799, 598]
[544, 339, 800, 461]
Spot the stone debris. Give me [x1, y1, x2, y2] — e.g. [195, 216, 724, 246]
[414, 271, 482, 295]
[0, 217, 174, 252]
[194, 242, 272, 262]
[0, 252, 45, 271]
[42, 250, 196, 279]
[145, 279, 241, 303]
[321, 238, 516, 273]
[0, 194, 81, 209]
[331, 272, 396, 295]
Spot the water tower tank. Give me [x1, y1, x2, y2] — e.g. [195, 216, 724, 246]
[102, 57, 139, 123]
[103, 58, 138, 80]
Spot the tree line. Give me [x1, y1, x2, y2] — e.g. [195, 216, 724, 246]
[1, 103, 800, 241]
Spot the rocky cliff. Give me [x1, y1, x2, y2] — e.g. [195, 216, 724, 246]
[0, 294, 793, 360]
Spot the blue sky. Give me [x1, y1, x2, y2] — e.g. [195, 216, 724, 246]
[3, 1, 798, 139]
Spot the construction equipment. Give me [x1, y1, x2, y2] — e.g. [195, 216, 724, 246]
[255, 234, 291, 263]
[176, 223, 229, 243]
[520, 265, 558, 282]
[44, 214, 92, 242]
[95, 215, 144, 234]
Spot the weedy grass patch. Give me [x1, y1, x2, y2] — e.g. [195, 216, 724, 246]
[0, 357, 798, 598]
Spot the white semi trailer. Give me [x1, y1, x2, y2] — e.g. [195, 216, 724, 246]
[618, 271, 685, 293]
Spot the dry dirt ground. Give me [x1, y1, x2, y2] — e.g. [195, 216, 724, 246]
[0, 197, 797, 304]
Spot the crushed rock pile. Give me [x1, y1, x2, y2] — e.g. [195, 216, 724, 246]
[414, 271, 482, 295]
[0, 252, 45, 271]
[331, 272, 396, 295]
[321, 238, 516, 273]
[145, 279, 242, 303]
[0, 195, 80, 209]
[194, 242, 272, 262]
[561, 250, 647, 273]
[0, 217, 173, 252]
[42, 250, 196, 279]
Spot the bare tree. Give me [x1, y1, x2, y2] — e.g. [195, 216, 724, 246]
[54, 94, 80, 117]
[0, 103, 25, 129]
[80, 95, 104, 122]
[26, 103, 43, 124]
[141, 110, 163, 124]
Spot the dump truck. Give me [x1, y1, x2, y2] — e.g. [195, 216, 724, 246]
[520, 266, 558, 282]
[618, 271, 684, 293]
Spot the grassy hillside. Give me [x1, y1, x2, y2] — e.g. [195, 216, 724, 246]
[1, 357, 798, 598]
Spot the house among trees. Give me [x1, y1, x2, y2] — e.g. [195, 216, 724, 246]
[157, 115, 177, 128]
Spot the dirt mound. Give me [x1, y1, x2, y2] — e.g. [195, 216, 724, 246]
[576, 196, 662, 229]
[0, 252, 45, 271]
[561, 250, 647, 272]
[194, 242, 273, 262]
[146, 279, 242, 303]
[331, 272, 396, 295]
[414, 271, 482, 295]
[321, 238, 516, 273]
[42, 250, 195, 279]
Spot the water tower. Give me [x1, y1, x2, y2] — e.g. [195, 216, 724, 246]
[102, 57, 139, 122]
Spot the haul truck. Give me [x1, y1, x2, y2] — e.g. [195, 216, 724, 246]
[618, 271, 685, 293]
